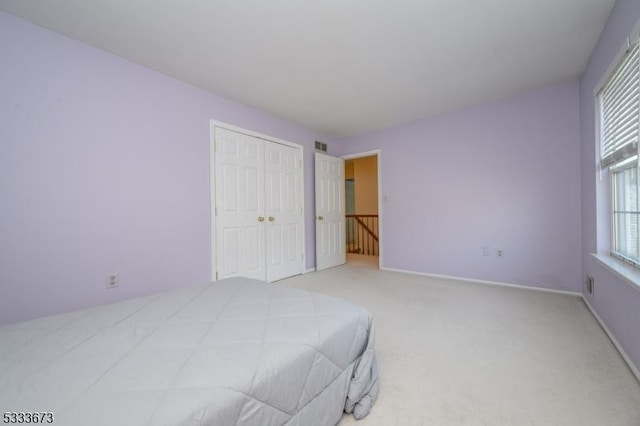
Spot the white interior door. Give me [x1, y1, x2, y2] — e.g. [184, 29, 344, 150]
[215, 127, 266, 281]
[265, 142, 304, 281]
[315, 152, 346, 271]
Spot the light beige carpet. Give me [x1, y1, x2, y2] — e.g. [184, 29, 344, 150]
[280, 258, 640, 425]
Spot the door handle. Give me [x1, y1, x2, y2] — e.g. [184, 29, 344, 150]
[317, 215, 324, 221]
[258, 216, 265, 222]
[268, 216, 275, 222]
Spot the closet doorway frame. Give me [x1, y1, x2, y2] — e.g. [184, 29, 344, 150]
[208, 120, 306, 282]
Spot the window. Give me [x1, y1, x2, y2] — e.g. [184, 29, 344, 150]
[611, 160, 639, 262]
[598, 32, 640, 266]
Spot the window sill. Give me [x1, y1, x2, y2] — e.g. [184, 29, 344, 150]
[591, 253, 640, 293]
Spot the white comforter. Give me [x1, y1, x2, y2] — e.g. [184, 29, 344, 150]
[0, 277, 378, 425]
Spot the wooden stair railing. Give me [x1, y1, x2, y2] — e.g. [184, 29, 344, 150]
[354, 216, 378, 242]
[346, 214, 379, 256]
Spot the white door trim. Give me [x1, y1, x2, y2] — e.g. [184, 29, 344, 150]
[212, 120, 302, 150]
[209, 120, 217, 282]
[342, 149, 383, 269]
[209, 119, 305, 282]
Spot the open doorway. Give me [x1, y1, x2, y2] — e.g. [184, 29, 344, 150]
[344, 152, 380, 268]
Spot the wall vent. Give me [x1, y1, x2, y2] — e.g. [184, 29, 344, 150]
[315, 141, 327, 152]
[586, 275, 595, 296]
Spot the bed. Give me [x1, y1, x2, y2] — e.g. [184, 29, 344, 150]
[0, 277, 378, 425]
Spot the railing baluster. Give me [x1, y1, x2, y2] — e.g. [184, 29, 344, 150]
[364, 218, 368, 255]
[366, 216, 369, 255]
[362, 217, 365, 255]
[364, 217, 370, 255]
[368, 217, 372, 255]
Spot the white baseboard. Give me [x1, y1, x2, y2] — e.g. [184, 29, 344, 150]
[379, 266, 581, 297]
[304, 267, 316, 274]
[582, 296, 640, 383]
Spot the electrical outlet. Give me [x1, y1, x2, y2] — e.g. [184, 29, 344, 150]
[495, 249, 504, 258]
[106, 274, 119, 289]
[482, 247, 490, 256]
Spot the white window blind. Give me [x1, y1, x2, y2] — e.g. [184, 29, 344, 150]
[599, 40, 640, 168]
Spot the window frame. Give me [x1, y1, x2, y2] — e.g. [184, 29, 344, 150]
[595, 19, 640, 269]
[610, 158, 640, 267]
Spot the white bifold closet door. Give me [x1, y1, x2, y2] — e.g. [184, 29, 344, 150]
[215, 126, 304, 282]
[264, 142, 304, 282]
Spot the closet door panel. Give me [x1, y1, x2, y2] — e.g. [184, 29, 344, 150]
[265, 142, 304, 282]
[215, 128, 266, 281]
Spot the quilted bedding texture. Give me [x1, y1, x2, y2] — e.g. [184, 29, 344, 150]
[0, 277, 379, 425]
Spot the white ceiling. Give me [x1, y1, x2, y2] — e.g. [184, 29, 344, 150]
[0, 0, 615, 137]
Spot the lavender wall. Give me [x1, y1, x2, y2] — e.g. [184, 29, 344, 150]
[0, 11, 327, 324]
[580, 0, 640, 373]
[333, 83, 582, 293]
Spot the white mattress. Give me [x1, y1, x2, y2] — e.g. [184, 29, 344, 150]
[0, 277, 378, 425]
